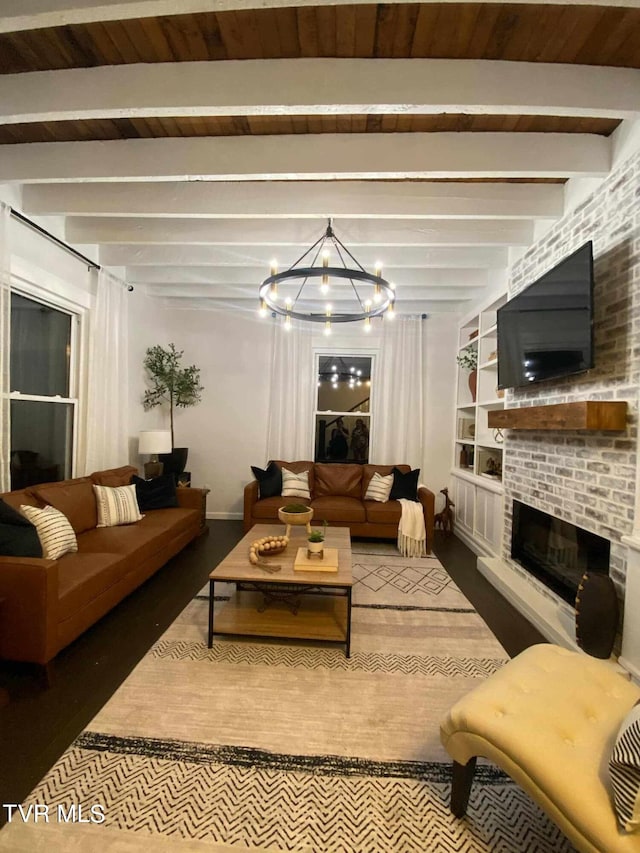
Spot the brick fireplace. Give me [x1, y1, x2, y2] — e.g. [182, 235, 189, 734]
[477, 146, 640, 675]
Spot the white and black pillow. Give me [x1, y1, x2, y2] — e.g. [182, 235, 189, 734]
[610, 702, 640, 831]
[19, 504, 78, 560]
[93, 484, 143, 527]
[281, 468, 311, 500]
[364, 472, 393, 503]
[251, 461, 282, 499]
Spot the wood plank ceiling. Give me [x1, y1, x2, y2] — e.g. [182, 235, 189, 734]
[1, 1, 638, 316]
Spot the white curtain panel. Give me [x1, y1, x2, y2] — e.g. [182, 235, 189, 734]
[0, 203, 10, 491]
[265, 322, 315, 461]
[80, 269, 129, 474]
[370, 315, 426, 468]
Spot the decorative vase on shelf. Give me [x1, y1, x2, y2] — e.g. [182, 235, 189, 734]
[468, 370, 477, 403]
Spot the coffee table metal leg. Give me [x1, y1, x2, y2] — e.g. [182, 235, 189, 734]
[208, 579, 215, 648]
[345, 586, 352, 658]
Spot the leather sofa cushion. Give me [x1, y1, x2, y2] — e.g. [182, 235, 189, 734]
[0, 489, 42, 512]
[33, 478, 97, 534]
[314, 464, 362, 499]
[364, 499, 402, 525]
[57, 552, 127, 622]
[311, 496, 365, 523]
[78, 508, 196, 564]
[90, 466, 139, 487]
[273, 461, 315, 497]
[362, 464, 410, 499]
[252, 496, 310, 520]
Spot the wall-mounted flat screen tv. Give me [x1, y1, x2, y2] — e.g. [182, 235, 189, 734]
[497, 241, 594, 390]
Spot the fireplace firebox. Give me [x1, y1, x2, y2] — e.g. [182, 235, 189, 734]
[511, 500, 610, 605]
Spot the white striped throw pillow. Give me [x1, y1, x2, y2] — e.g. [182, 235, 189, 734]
[364, 472, 393, 502]
[610, 703, 640, 831]
[20, 504, 78, 560]
[281, 468, 311, 500]
[93, 484, 143, 528]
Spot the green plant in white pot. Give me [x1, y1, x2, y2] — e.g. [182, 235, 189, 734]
[307, 521, 327, 557]
[142, 343, 204, 475]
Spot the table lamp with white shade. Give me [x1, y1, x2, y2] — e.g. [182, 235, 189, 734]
[138, 430, 172, 479]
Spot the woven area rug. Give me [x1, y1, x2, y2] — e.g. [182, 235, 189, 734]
[0, 544, 575, 852]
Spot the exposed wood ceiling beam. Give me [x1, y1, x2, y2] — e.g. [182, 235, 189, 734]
[160, 296, 471, 314]
[0, 133, 610, 183]
[141, 283, 483, 300]
[100, 243, 509, 268]
[66, 216, 533, 246]
[126, 266, 488, 287]
[24, 181, 563, 220]
[2, 60, 639, 125]
[3, 0, 640, 34]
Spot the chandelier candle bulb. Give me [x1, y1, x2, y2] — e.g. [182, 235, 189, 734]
[321, 250, 330, 291]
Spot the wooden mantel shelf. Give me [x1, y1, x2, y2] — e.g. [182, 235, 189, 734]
[488, 401, 627, 431]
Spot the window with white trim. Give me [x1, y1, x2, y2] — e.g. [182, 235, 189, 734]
[314, 353, 373, 463]
[9, 292, 79, 489]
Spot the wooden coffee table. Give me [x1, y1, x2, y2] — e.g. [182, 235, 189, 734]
[208, 524, 353, 657]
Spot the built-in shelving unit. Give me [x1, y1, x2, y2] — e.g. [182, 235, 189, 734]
[451, 290, 507, 556]
[488, 401, 628, 432]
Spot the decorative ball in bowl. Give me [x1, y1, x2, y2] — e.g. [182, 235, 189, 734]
[249, 534, 289, 565]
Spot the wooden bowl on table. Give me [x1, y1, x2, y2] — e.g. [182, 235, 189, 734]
[278, 505, 314, 537]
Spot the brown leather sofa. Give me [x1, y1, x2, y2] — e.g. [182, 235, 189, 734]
[244, 461, 435, 554]
[0, 465, 206, 667]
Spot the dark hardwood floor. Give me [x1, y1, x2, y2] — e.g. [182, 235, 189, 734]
[0, 522, 545, 815]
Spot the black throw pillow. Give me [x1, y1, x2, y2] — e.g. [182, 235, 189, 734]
[0, 498, 43, 557]
[251, 461, 282, 499]
[131, 473, 178, 511]
[389, 467, 420, 502]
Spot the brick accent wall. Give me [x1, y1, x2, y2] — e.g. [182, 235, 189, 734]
[502, 149, 640, 611]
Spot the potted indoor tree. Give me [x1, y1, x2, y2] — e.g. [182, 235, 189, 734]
[142, 343, 204, 475]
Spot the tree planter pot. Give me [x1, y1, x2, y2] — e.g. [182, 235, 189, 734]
[468, 370, 477, 403]
[159, 447, 189, 476]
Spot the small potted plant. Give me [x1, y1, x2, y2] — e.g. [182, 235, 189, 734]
[307, 521, 327, 558]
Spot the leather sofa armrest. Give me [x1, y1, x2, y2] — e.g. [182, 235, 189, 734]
[418, 486, 436, 555]
[243, 480, 259, 533]
[0, 557, 59, 664]
[176, 487, 208, 511]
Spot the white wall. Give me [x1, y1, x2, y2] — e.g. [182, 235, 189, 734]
[423, 314, 458, 512]
[146, 306, 273, 517]
[126, 289, 171, 467]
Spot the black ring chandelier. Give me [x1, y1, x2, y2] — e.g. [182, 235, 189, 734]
[259, 219, 396, 333]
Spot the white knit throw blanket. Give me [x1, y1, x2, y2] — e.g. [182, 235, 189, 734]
[397, 498, 427, 557]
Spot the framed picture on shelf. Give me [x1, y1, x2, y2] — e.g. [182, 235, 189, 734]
[457, 418, 475, 440]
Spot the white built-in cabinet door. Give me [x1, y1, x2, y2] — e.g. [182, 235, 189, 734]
[452, 476, 475, 533]
[475, 485, 503, 553]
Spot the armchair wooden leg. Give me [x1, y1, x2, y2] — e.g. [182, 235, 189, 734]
[451, 758, 477, 818]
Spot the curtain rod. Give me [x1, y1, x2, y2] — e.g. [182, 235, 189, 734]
[10, 207, 101, 271]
